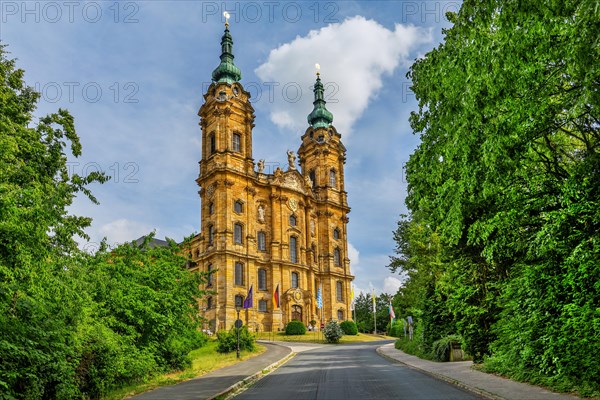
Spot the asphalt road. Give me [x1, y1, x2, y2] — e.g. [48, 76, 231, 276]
[235, 341, 483, 400]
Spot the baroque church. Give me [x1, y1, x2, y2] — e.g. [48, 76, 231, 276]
[189, 21, 353, 332]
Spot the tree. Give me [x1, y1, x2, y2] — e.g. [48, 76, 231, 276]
[0, 44, 108, 397]
[398, 0, 599, 393]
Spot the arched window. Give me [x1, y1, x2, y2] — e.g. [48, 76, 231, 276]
[210, 133, 216, 154]
[258, 268, 267, 290]
[234, 223, 243, 244]
[290, 236, 298, 263]
[207, 297, 213, 309]
[257, 231, 266, 251]
[289, 214, 297, 227]
[207, 263, 213, 286]
[291, 272, 299, 288]
[336, 281, 343, 301]
[311, 243, 317, 263]
[235, 294, 244, 308]
[309, 169, 316, 187]
[334, 247, 341, 266]
[208, 225, 214, 245]
[258, 300, 267, 312]
[208, 202, 214, 215]
[235, 262, 244, 286]
[329, 169, 336, 187]
[337, 309, 344, 321]
[333, 228, 340, 240]
[234, 200, 243, 214]
[232, 132, 241, 152]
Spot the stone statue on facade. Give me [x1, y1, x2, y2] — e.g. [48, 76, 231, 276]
[257, 159, 265, 174]
[287, 150, 296, 170]
[257, 205, 265, 223]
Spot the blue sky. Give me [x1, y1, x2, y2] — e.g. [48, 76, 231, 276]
[1, 1, 456, 295]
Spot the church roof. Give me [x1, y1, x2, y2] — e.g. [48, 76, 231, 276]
[211, 23, 241, 84]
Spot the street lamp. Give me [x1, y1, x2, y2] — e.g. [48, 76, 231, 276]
[235, 304, 241, 359]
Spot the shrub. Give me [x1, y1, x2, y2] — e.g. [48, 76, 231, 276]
[432, 334, 462, 362]
[285, 320, 306, 335]
[216, 326, 255, 353]
[323, 321, 344, 343]
[340, 320, 358, 335]
[389, 320, 404, 338]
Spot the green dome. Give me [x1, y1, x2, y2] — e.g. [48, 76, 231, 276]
[212, 26, 241, 84]
[307, 74, 333, 128]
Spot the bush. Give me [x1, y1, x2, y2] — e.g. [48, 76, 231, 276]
[323, 321, 344, 343]
[216, 326, 255, 353]
[432, 334, 462, 362]
[285, 320, 306, 335]
[340, 320, 358, 335]
[389, 320, 404, 338]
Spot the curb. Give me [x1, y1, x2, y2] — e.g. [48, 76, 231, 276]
[375, 346, 502, 400]
[207, 344, 296, 400]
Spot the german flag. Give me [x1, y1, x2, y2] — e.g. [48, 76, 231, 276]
[273, 284, 280, 308]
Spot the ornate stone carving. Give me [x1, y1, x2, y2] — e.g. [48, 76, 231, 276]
[287, 150, 297, 170]
[288, 198, 298, 212]
[282, 174, 304, 193]
[206, 184, 216, 198]
[310, 219, 316, 237]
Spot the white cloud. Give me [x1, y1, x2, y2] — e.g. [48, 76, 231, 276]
[255, 16, 432, 135]
[348, 242, 360, 271]
[99, 218, 157, 245]
[383, 276, 403, 294]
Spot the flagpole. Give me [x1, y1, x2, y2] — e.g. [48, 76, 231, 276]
[372, 289, 377, 335]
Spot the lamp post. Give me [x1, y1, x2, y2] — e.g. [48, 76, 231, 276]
[235, 305, 241, 359]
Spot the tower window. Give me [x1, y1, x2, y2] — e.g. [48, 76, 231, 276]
[257, 231, 266, 251]
[234, 200, 243, 214]
[290, 236, 298, 263]
[234, 223, 243, 244]
[258, 268, 267, 290]
[338, 309, 344, 321]
[289, 214, 297, 227]
[208, 225, 214, 245]
[336, 281, 343, 301]
[329, 169, 336, 187]
[258, 299, 267, 312]
[291, 271, 299, 288]
[207, 297, 213, 309]
[209, 202, 214, 215]
[309, 169, 316, 187]
[235, 262, 244, 286]
[233, 133, 241, 152]
[207, 263, 213, 286]
[333, 228, 340, 240]
[334, 247, 341, 266]
[210, 133, 216, 154]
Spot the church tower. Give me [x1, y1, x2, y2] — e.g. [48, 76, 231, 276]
[191, 22, 353, 333]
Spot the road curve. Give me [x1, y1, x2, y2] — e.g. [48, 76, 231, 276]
[235, 341, 483, 400]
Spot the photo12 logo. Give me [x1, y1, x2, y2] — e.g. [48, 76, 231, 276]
[201, 2, 339, 24]
[1, 1, 139, 24]
[399, 1, 461, 23]
[34, 82, 139, 104]
[203, 80, 339, 104]
[66, 161, 140, 184]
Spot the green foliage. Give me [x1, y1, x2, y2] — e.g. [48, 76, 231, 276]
[392, 0, 600, 394]
[0, 46, 209, 399]
[285, 320, 307, 335]
[322, 321, 344, 344]
[339, 320, 358, 335]
[388, 320, 404, 338]
[353, 292, 395, 333]
[216, 326, 256, 353]
[432, 335, 462, 362]
[394, 323, 432, 360]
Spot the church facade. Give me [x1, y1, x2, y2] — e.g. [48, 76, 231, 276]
[190, 22, 353, 332]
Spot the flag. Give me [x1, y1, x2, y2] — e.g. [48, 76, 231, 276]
[316, 286, 323, 309]
[371, 289, 376, 314]
[350, 285, 355, 311]
[243, 285, 253, 309]
[389, 302, 396, 320]
[273, 284, 280, 308]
